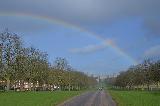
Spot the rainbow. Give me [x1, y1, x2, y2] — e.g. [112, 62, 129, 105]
[0, 12, 137, 64]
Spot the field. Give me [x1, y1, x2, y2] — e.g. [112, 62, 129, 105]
[109, 90, 160, 106]
[0, 91, 82, 106]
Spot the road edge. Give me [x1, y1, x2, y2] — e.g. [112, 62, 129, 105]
[56, 91, 89, 106]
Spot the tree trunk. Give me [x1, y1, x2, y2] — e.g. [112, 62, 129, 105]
[42, 81, 46, 91]
[33, 84, 36, 91]
[147, 83, 150, 91]
[28, 79, 32, 91]
[68, 83, 71, 91]
[6, 77, 10, 91]
[20, 80, 24, 91]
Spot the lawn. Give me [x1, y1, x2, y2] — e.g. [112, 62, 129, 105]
[109, 90, 160, 106]
[0, 91, 83, 106]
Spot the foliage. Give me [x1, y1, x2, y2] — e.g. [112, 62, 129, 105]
[0, 30, 97, 91]
[112, 59, 160, 90]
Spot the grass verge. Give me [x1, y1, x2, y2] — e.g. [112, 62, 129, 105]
[0, 91, 83, 106]
[109, 90, 160, 106]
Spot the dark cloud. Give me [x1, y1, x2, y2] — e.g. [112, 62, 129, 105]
[143, 18, 160, 37]
[0, 0, 160, 35]
[0, 0, 160, 23]
[0, 16, 52, 33]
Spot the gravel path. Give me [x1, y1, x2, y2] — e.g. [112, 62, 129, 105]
[58, 90, 116, 106]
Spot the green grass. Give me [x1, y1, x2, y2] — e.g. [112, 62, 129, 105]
[0, 91, 83, 106]
[109, 90, 160, 106]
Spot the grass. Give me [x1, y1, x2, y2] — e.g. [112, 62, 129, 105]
[109, 90, 160, 106]
[0, 91, 83, 106]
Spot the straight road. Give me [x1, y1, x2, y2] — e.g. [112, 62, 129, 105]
[58, 90, 116, 106]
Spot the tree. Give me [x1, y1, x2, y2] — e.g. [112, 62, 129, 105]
[141, 59, 152, 90]
[114, 58, 160, 91]
[54, 57, 69, 71]
[150, 60, 160, 87]
[0, 30, 23, 91]
[0, 30, 98, 92]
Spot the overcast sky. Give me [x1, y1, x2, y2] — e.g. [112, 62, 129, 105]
[0, 0, 160, 75]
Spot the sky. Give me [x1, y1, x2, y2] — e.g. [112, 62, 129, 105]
[0, 0, 160, 75]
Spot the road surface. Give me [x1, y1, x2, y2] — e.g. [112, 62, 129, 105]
[58, 90, 116, 106]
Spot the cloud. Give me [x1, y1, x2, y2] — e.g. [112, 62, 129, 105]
[69, 43, 107, 54]
[143, 18, 160, 37]
[69, 39, 115, 54]
[144, 45, 160, 58]
[0, 0, 160, 37]
[0, 16, 52, 33]
[0, 0, 160, 24]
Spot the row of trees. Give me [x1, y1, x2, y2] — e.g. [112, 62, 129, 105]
[113, 59, 160, 90]
[0, 30, 97, 91]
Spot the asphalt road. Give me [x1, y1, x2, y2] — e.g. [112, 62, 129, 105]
[58, 90, 116, 106]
